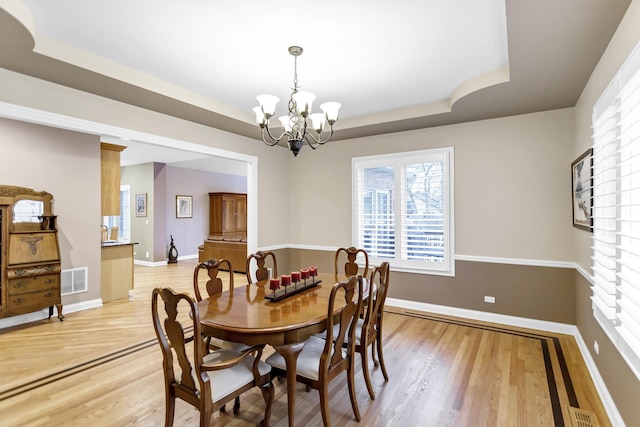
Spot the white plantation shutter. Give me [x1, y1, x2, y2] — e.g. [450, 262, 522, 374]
[591, 41, 640, 379]
[353, 148, 454, 275]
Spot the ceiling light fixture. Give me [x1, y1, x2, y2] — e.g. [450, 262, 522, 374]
[253, 46, 341, 157]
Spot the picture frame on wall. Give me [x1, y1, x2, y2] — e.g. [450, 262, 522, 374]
[571, 148, 593, 232]
[135, 193, 147, 217]
[176, 195, 193, 219]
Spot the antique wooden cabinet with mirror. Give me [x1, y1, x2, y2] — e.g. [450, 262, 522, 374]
[0, 185, 63, 321]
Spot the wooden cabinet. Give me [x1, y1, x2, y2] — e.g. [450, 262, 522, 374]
[200, 192, 247, 273]
[101, 142, 126, 216]
[208, 192, 247, 240]
[0, 186, 63, 320]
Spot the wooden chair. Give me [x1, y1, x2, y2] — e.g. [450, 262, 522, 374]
[193, 259, 250, 351]
[151, 287, 274, 427]
[246, 250, 278, 283]
[353, 261, 390, 399]
[334, 246, 369, 278]
[266, 275, 364, 427]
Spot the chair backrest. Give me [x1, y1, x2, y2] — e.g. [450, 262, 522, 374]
[362, 262, 390, 341]
[334, 247, 369, 278]
[322, 275, 364, 377]
[151, 287, 211, 414]
[193, 258, 234, 302]
[245, 251, 278, 284]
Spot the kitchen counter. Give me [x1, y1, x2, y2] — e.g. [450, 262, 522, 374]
[101, 242, 136, 303]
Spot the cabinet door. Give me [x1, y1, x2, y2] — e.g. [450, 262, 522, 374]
[222, 196, 237, 235]
[234, 196, 247, 237]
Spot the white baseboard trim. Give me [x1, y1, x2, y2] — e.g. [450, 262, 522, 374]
[386, 297, 576, 334]
[386, 297, 624, 426]
[572, 329, 625, 426]
[0, 298, 102, 329]
[134, 254, 198, 268]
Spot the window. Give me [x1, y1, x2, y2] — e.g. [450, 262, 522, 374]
[102, 185, 131, 241]
[353, 148, 454, 275]
[591, 41, 640, 379]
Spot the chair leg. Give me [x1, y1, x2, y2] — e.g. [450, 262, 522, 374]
[319, 384, 332, 427]
[360, 344, 376, 400]
[199, 406, 211, 427]
[259, 381, 274, 427]
[347, 359, 361, 421]
[376, 333, 389, 381]
[165, 395, 175, 427]
[233, 396, 241, 415]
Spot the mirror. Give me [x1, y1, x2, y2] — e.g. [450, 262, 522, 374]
[12, 199, 44, 223]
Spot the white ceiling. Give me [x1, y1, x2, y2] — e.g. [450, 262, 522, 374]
[0, 0, 632, 169]
[21, 0, 508, 121]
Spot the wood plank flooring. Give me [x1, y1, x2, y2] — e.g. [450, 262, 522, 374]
[0, 259, 610, 426]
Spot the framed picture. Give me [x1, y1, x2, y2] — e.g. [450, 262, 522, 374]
[176, 195, 193, 219]
[135, 193, 147, 217]
[571, 148, 593, 231]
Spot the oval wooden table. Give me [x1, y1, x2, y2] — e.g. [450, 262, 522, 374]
[197, 272, 345, 427]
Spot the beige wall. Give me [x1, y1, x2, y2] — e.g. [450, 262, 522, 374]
[573, 1, 640, 426]
[0, 117, 102, 305]
[290, 108, 575, 262]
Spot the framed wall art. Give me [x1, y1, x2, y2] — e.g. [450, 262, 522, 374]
[176, 195, 193, 219]
[571, 148, 593, 232]
[135, 193, 147, 217]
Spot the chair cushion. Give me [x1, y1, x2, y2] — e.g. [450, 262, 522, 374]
[209, 337, 251, 352]
[198, 349, 271, 403]
[266, 336, 346, 381]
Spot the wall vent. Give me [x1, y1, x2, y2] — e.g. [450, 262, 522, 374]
[61, 267, 88, 295]
[567, 407, 599, 427]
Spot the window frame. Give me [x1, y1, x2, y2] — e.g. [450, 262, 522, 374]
[352, 147, 455, 276]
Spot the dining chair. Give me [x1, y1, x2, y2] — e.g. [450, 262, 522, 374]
[266, 275, 364, 427]
[334, 246, 369, 278]
[193, 259, 250, 352]
[151, 287, 274, 427]
[246, 250, 278, 283]
[352, 261, 390, 399]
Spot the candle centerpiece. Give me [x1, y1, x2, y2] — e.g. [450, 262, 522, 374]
[264, 268, 322, 302]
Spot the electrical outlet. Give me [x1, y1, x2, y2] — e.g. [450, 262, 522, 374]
[484, 296, 496, 303]
[594, 340, 599, 355]
[145, 252, 149, 258]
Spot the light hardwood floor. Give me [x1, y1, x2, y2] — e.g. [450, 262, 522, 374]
[0, 259, 609, 426]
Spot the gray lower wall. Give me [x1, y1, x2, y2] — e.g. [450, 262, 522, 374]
[575, 272, 640, 426]
[274, 248, 575, 325]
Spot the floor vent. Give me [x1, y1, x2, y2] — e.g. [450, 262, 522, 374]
[567, 407, 599, 427]
[61, 267, 88, 295]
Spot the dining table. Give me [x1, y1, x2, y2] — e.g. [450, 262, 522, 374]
[197, 271, 357, 427]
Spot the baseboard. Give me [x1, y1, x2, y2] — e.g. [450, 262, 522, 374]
[386, 297, 624, 426]
[134, 253, 198, 268]
[0, 298, 102, 329]
[386, 297, 576, 334]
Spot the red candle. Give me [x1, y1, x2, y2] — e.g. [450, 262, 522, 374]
[281, 274, 291, 285]
[269, 278, 280, 290]
[309, 266, 318, 277]
[291, 271, 301, 283]
[301, 268, 310, 279]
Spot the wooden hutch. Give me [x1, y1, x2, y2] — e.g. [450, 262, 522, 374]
[198, 192, 247, 273]
[0, 186, 63, 321]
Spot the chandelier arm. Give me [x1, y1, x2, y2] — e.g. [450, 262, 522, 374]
[304, 126, 335, 146]
[261, 124, 288, 146]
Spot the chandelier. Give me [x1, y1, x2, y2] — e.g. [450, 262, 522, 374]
[253, 46, 341, 157]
